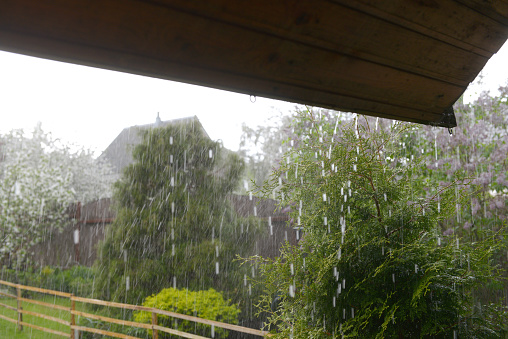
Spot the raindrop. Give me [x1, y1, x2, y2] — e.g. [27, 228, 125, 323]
[253, 206, 257, 216]
[384, 193, 387, 201]
[123, 250, 127, 262]
[215, 262, 219, 275]
[73, 229, 80, 245]
[338, 248, 342, 260]
[333, 296, 336, 307]
[289, 284, 295, 297]
[351, 308, 354, 318]
[343, 308, 346, 319]
[249, 192, 253, 200]
[342, 278, 346, 289]
[415, 264, 418, 273]
[323, 193, 327, 202]
[172, 244, 175, 256]
[392, 273, 395, 283]
[173, 276, 176, 288]
[126, 276, 130, 291]
[437, 237, 441, 246]
[290, 263, 294, 275]
[169, 136, 173, 145]
[211, 325, 215, 338]
[171, 202, 175, 213]
[170, 177, 175, 187]
[324, 216, 328, 225]
[215, 245, 219, 257]
[244, 274, 247, 286]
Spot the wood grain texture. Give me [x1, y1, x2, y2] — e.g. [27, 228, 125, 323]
[0, 0, 507, 127]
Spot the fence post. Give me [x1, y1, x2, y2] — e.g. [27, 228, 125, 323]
[70, 294, 75, 339]
[16, 286, 22, 331]
[151, 312, 158, 339]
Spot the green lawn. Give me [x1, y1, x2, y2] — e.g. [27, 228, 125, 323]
[0, 294, 148, 339]
[0, 294, 76, 339]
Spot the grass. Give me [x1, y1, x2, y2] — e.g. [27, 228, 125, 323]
[0, 293, 81, 339]
[0, 292, 148, 339]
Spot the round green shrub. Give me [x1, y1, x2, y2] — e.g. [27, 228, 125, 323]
[134, 287, 240, 338]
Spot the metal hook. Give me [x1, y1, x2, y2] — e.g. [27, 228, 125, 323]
[448, 127, 453, 136]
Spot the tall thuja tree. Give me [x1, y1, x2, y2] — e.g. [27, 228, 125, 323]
[95, 120, 263, 305]
[252, 110, 506, 338]
[0, 124, 114, 267]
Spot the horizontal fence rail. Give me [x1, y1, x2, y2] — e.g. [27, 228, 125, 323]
[0, 279, 269, 338]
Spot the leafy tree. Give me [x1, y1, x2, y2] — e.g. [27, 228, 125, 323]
[419, 87, 507, 234]
[250, 110, 507, 338]
[0, 124, 113, 267]
[95, 120, 264, 306]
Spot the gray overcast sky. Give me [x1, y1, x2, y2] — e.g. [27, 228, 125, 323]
[1, 41, 507, 156]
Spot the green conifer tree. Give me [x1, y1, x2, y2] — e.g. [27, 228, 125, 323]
[95, 120, 262, 305]
[252, 110, 506, 338]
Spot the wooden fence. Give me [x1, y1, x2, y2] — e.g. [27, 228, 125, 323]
[0, 279, 268, 339]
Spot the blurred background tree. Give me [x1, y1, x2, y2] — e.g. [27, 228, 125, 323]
[0, 124, 113, 268]
[94, 120, 264, 310]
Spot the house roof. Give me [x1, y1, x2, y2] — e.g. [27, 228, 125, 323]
[1, 1, 507, 128]
[99, 115, 207, 174]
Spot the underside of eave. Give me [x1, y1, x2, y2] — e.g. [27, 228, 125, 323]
[0, 0, 507, 128]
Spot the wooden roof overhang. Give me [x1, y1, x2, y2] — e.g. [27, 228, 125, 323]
[1, 1, 507, 128]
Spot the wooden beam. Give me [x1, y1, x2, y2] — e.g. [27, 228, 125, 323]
[0, 0, 506, 127]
